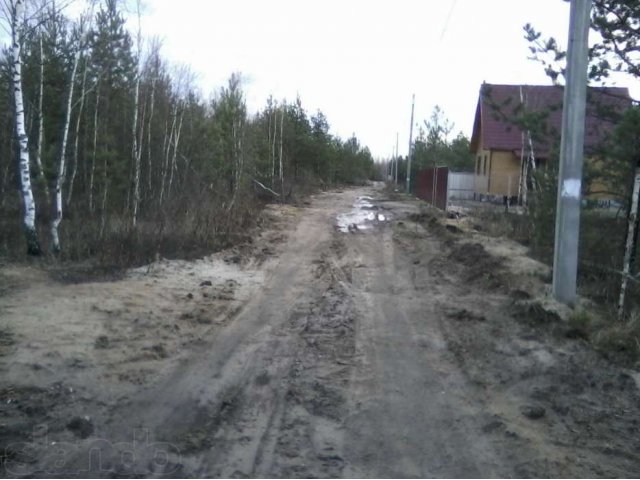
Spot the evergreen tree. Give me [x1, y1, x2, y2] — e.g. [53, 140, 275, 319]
[412, 106, 474, 175]
[0, 1, 376, 260]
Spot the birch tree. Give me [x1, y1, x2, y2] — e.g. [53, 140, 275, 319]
[88, 84, 99, 212]
[65, 49, 88, 207]
[144, 38, 162, 196]
[167, 103, 183, 197]
[158, 104, 176, 204]
[130, 0, 142, 227]
[0, 0, 378, 262]
[265, 95, 276, 185]
[613, 107, 640, 318]
[618, 163, 640, 318]
[279, 101, 284, 198]
[8, 0, 42, 255]
[51, 14, 88, 253]
[35, 30, 48, 203]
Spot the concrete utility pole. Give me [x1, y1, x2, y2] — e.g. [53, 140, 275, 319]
[406, 94, 415, 193]
[395, 132, 399, 184]
[552, 0, 592, 305]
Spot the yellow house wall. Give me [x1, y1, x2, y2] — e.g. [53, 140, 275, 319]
[474, 145, 621, 201]
[488, 150, 521, 196]
[473, 148, 491, 193]
[585, 156, 623, 201]
[587, 178, 611, 200]
[473, 149, 490, 174]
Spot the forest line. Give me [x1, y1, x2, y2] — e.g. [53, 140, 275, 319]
[1, 0, 376, 264]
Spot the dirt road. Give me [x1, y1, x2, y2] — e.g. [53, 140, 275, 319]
[2, 186, 640, 477]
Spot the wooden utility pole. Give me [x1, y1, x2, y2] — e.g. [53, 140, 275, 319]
[552, 0, 592, 305]
[406, 94, 415, 193]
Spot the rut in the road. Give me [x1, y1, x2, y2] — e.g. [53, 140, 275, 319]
[270, 236, 355, 477]
[175, 235, 357, 478]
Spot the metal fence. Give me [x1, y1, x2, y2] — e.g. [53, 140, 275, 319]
[474, 173, 520, 198]
[448, 172, 475, 200]
[414, 167, 449, 210]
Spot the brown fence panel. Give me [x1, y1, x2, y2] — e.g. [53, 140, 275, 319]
[415, 167, 448, 210]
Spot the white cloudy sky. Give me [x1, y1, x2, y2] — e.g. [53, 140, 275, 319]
[54, 0, 640, 158]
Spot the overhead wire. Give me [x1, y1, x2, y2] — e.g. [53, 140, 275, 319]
[439, 0, 458, 42]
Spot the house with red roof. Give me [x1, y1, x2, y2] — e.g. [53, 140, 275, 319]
[470, 83, 630, 203]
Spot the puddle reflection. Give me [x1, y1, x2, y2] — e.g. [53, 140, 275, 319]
[336, 196, 391, 233]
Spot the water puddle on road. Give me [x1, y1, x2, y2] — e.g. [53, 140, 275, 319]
[336, 196, 391, 233]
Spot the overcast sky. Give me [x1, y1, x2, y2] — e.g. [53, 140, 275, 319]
[42, 1, 640, 158]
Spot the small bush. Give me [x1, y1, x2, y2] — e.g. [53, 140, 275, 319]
[565, 309, 592, 340]
[594, 311, 640, 364]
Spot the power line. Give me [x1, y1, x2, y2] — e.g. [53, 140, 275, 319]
[439, 0, 458, 42]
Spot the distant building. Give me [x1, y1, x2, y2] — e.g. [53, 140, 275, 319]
[469, 83, 630, 203]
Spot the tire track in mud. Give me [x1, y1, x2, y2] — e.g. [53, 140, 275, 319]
[269, 236, 355, 478]
[387, 210, 640, 478]
[19, 194, 362, 478]
[184, 234, 357, 478]
[338, 215, 515, 478]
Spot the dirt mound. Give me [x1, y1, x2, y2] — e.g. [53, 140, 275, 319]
[448, 242, 506, 289]
[441, 301, 640, 477]
[0, 382, 81, 474]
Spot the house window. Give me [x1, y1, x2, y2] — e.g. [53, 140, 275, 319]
[476, 155, 481, 174]
[483, 155, 488, 175]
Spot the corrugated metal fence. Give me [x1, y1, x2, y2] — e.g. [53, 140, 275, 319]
[448, 172, 475, 200]
[415, 167, 449, 210]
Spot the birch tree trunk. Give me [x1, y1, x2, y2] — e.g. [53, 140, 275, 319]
[268, 107, 272, 183]
[518, 132, 526, 204]
[100, 140, 109, 239]
[526, 132, 539, 194]
[167, 106, 183, 196]
[35, 33, 49, 203]
[89, 87, 99, 213]
[146, 76, 156, 193]
[131, 1, 143, 227]
[272, 106, 277, 186]
[51, 45, 81, 253]
[227, 112, 244, 212]
[11, 0, 41, 255]
[131, 72, 142, 226]
[618, 162, 640, 319]
[159, 104, 178, 204]
[279, 106, 284, 199]
[66, 54, 88, 207]
[159, 119, 169, 202]
[159, 110, 176, 205]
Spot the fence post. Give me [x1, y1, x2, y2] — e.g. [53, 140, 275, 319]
[432, 166, 438, 207]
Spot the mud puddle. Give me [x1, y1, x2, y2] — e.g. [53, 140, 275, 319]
[335, 196, 390, 233]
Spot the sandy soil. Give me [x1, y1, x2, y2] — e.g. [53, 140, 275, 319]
[1, 185, 640, 477]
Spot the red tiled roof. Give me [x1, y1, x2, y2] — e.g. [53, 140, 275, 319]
[470, 83, 631, 158]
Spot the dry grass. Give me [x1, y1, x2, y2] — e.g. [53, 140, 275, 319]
[593, 311, 640, 365]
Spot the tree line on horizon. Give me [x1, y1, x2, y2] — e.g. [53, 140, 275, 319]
[386, 105, 475, 186]
[0, 0, 376, 263]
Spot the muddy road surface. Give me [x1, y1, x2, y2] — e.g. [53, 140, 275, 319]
[2, 186, 640, 477]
